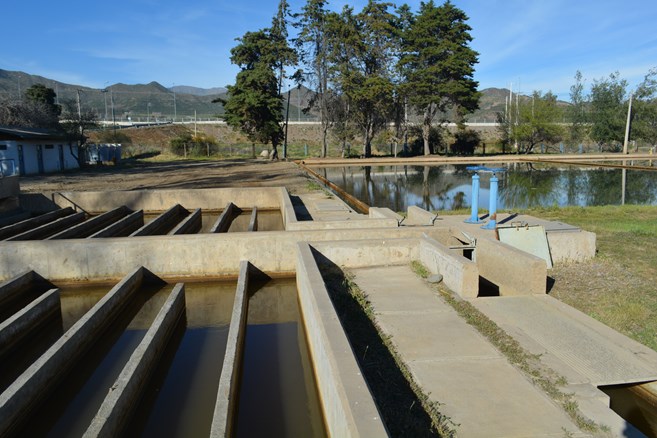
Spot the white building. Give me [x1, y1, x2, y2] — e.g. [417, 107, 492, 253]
[0, 127, 79, 176]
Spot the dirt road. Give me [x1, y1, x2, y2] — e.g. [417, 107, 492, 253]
[18, 159, 314, 194]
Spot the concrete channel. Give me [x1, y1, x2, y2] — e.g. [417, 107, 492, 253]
[0, 184, 656, 436]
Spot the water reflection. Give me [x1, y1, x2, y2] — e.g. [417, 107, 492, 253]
[318, 164, 657, 211]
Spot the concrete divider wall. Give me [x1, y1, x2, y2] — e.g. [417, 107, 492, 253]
[90, 210, 144, 238]
[0, 270, 51, 311]
[48, 206, 132, 240]
[475, 236, 547, 296]
[84, 283, 186, 438]
[170, 208, 202, 235]
[0, 289, 60, 359]
[308, 238, 420, 269]
[296, 242, 387, 437]
[7, 212, 86, 241]
[547, 230, 596, 265]
[0, 207, 74, 240]
[211, 260, 251, 438]
[368, 207, 403, 225]
[211, 203, 241, 233]
[419, 235, 479, 298]
[131, 204, 189, 237]
[287, 218, 401, 231]
[0, 228, 451, 282]
[407, 206, 438, 225]
[51, 188, 282, 214]
[0, 266, 156, 436]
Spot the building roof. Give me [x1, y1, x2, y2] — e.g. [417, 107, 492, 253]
[0, 126, 67, 141]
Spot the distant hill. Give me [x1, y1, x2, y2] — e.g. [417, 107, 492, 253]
[170, 85, 228, 96]
[0, 68, 565, 124]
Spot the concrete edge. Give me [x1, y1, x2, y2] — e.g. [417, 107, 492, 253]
[0, 270, 40, 309]
[170, 208, 202, 235]
[131, 204, 188, 237]
[7, 211, 86, 241]
[84, 283, 186, 438]
[0, 288, 61, 359]
[278, 187, 298, 230]
[0, 207, 74, 240]
[90, 210, 144, 238]
[247, 207, 258, 232]
[368, 207, 403, 225]
[210, 260, 251, 438]
[48, 206, 131, 240]
[307, 238, 419, 269]
[210, 202, 240, 233]
[407, 206, 438, 225]
[287, 217, 400, 231]
[476, 236, 547, 296]
[0, 266, 147, 436]
[296, 242, 388, 438]
[419, 234, 479, 298]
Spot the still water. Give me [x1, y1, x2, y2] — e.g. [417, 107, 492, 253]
[317, 164, 657, 211]
[17, 279, 324, 437]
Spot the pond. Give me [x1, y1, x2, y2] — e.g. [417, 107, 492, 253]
[315, 163, 657, 212]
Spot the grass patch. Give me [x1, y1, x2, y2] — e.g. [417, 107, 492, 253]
[411, 261, 607, 435]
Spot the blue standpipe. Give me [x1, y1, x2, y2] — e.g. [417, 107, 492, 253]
[465, 172, 483, 223]
[482, 173, 499, 230]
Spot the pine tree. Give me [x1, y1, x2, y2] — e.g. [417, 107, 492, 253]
[399, 0, 479, 155]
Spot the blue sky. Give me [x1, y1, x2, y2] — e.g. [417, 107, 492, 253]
[2, 0, 656, 100]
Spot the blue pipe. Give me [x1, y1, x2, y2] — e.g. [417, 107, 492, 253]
[465, 172, 482, 223]
[482, 173, 499, 230]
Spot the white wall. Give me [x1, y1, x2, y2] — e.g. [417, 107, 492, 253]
[0, 140, 79, 175]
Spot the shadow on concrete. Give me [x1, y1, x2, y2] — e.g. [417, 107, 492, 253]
[290, 195, 312, 221]
[312, 249, 443, 437]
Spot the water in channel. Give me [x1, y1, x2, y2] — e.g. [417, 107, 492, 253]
[13, 279, 324, 437]
[316, 163, 657, 212]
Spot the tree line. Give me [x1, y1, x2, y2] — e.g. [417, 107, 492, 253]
[497, 69, 657, 154]
[220, 0, 480, 159]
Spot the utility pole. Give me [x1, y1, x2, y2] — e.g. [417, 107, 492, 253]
[623, 93, 633, 154]
[110, 90, 116, 135]
[76, 89, 83, 136]
[283, 88, 291, 159]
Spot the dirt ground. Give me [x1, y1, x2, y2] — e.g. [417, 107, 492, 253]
[18, 158, 315, 194]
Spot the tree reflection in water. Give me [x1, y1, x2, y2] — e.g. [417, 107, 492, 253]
[319, 164, 657, 212]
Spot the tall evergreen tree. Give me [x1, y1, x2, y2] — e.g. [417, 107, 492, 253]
[331, 0, 397, 157]
[219, 25, 296, 160]
[399, 0, 479, 155]
[295, 0, 332, 157]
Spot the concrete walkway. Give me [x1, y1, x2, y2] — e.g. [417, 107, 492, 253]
[351, 265, 586, 437]
[473, 295, 657, 437]
[297, 192, 369, 222]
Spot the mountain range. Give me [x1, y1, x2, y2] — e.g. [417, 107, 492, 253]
[0, 68, 537, 123]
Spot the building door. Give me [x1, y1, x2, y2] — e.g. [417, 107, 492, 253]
[17, 145, 25, 176]
[58, 144, 65, 170]
[37, 145, 44, 174]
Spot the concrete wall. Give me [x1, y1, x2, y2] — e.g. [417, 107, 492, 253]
[547, 230, 596, 265]
[0, 227, 450, 283]
[0, 176, 19, 199]
[51, 187, 282, 214]
[419, 235, 479, 298]
[308, 239, 420, 269]
[296, 242, 388, 437]
[475, 236, 547, 296]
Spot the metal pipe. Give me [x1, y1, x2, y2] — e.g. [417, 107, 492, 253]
[482, 173, 499, 230]
[465, 172, 482, 224]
